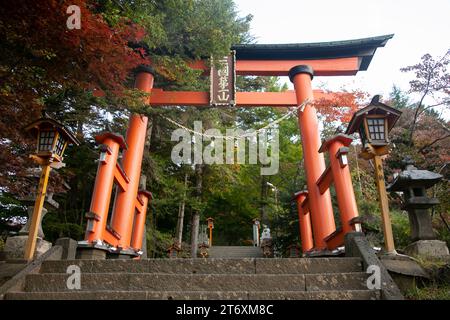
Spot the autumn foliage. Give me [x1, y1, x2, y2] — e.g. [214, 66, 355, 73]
[314, 89, 368, 122]
[0, 0, 148, 193]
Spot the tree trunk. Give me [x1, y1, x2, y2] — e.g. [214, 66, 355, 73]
[145, 114, 154, 151]
[190, 212, 200, 258]
[76, 120, 84, 139]
[353, 144, 363, 196]
[260, 174, 268, 225]
[176, 173, 188, 247]
[190, 164, 203, 258]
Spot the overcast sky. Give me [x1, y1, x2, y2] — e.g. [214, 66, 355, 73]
[234, 0, 450, 101]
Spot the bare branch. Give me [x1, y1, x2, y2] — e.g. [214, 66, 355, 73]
[419, 134, 450, 153]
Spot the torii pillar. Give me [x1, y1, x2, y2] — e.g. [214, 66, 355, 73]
[289, 65, 336, 250]
[111, 67, 153, 250]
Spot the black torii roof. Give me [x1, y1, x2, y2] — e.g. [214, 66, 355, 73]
[232, 34, 394, 71]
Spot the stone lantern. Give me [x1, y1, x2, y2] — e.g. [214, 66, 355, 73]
[387, 157, 449, 257]
[260, 226, 273, 258]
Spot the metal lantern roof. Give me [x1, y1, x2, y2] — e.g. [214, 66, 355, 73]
[345, 95, 402, 135]
[24, 116, 80, 146]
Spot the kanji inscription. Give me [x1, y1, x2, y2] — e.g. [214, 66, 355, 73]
[210, 51, 236, 106]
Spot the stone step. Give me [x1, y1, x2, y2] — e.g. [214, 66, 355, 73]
[209, 248, 261, 250]
[209, 252, 263, 255]
[39, 258, 362, 274]
[0, 262, 27, 287]
[257, 258, 363, 274]
[210, 248, 261, 250]
[209, 246, 261, 251]
[209, 248, 263, 258]
[209, 254, 264, 258]
[24, 272, 369, 292]
[209, 250, 263, 254]
[5, 289, 380, 300]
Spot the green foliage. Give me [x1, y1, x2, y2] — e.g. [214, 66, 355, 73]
[42, 213, 85, 242]
[0, 193, 27, 222]
[389, 85, 410, 110]
[391, 210, 412, 249]
[406, 284, 450, 300]
[98, 0, 252, 85]
[406, 256, 450, 300]
[146, 226, 173, 258]
[434, 213, 450, 249]
[141, 74, 304, 250]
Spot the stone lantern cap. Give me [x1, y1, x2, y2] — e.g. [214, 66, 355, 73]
[387, 158, 443, 191]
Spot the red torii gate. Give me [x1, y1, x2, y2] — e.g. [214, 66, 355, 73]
[79, 34, 393, 258]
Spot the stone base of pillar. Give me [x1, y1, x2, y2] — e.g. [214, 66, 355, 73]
[55, 237, 78, 260]
[76, 248, 107, 260]
[3, 235, 52, 260]
[303, 247, 344, 258]
[107, 253, 133, 259]
[404, 240, 449, 257]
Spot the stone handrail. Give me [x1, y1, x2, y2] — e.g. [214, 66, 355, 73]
[0, 245, 62, 299]
[345, 232, 404, 300]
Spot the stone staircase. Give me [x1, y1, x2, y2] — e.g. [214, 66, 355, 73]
[209, 246, 264, 258]
[4, 257, 380, 300]
[0, 260, 27, 287]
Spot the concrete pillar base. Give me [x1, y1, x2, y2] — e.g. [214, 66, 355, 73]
[76, 248, 107, 260]
[55, 238, 78, 260]
[107, 253, 134, 259]
[3, 235, 52, 260]
[405, 240, 449, 257]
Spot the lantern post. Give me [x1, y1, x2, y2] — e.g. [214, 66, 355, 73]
[22, 114, 79, 261]
[206, 217, 214, 247]
[346, 95, 401, 254]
